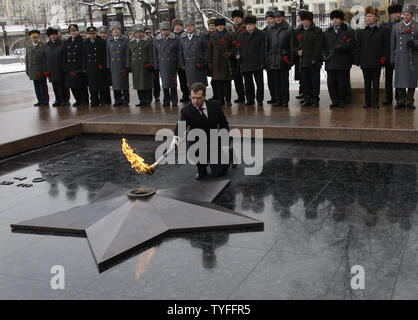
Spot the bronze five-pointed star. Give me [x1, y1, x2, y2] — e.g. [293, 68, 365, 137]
[11, 180, 263, 272]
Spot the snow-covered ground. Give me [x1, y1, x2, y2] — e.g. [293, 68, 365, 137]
[0, 55, 20, 60]
[0, 63, 26, 74]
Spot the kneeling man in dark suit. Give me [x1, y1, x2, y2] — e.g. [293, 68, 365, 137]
[172, 82, 231, 180]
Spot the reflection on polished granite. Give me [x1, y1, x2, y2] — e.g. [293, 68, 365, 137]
[1, 135, 418, 299]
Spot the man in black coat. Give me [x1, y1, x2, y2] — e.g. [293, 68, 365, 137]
[83, 27, 109, 107]
[381, 4, 402, 105]
[354, 6, 389, 109]
[263, 10, 276, 104]
[145, 27, 161, 103]
[43, 27, 69, 107]
[230, 9, 246, 103]
[323, 10, 355, 108]
[266, 10, 293, 107]
[173, 19, 190, 103]
[294, 11, 324, 107]
[206, 18, 217, 101]
[172, 82, 230, 180]
[98, 26, 112, 105]
[236, 15, 265, 106]
[63, 24, 89, 107]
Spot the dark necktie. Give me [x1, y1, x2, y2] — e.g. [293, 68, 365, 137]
[198, 107, 208, 120]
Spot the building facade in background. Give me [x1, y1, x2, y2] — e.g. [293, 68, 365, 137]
[0, 0, 415, 28]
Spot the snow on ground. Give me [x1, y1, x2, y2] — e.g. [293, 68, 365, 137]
[0, 63, 26, 74]
[0, 55, 20, 60]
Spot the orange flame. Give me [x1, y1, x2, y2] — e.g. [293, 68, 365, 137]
[121, 138, 153, 174]
[135, 246, 158, 281]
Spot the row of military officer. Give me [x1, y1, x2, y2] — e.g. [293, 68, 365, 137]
[262, 4, 418, 109]
[25, 11, 257, 108]
[26, 22, 162, 107]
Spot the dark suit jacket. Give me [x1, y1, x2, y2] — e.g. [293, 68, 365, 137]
[174, 100, 229, 143]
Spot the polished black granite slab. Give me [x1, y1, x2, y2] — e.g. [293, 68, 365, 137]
[1, 135, 418, 299]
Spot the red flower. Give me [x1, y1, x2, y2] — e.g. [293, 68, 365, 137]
[36, 72, 41, 79]
[343, 36, 347, 40]
[239, 27, 245, 32]
[380, 57, 386, 65]
[145, 63, 151, 68]
[195, 63, 201, 69]
[44, 71, 50, 77]
[70, 71, 76, 77]
[232, 40, 237, 44]
[283, 56, 290, 64]
[402, 25, 415, 34]
[236, 42, 241, 48]
[221, 38, 226, 45]
[347, 38, 351, 43]
[297, 34, 303, 40]
[98, 65, 103, 69]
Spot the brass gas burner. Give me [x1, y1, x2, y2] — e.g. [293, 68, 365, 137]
[127, 187, 156, 199]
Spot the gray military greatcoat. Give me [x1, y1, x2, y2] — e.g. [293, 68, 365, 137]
[391, 20, 418, 88]
[107, 35, 130, 90]
[178, 30, 208, 87]
[25, 42, 45, 80]
[127, 36, 154, 91]
[153, 32, 179, 89]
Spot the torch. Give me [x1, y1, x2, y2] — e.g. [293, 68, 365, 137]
[121, 135, 187, 176]
[148, 135, 187, 174]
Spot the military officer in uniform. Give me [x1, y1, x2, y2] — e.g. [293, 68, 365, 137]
[179, 18, 208, 89]
[173, 19, 190, 103]
[127, 24, 154, 106]
[83, 27, 109, 107]
[63, 24, 89, 107]
[229, 9, 246, 103]
[382, 4, 403, 106]
[154, 21, 179, 107]
[107, 21, 130, 106]
[26, 30, 49, 106]
[391, 4, 418, 110]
